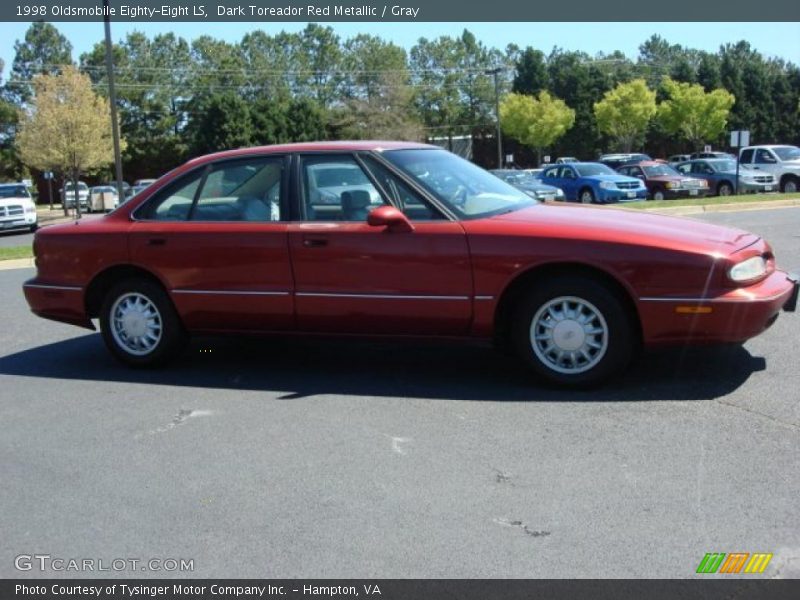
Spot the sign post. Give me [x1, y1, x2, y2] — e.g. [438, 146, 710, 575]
[44, 171, 54, 211]
[730, 130, 750, 195]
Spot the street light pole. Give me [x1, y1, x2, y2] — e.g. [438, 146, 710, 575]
[104, 0, 125, 203]
[486, 67, 503, 169]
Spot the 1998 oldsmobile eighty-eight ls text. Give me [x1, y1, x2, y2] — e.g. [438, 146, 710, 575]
[23, 142, 798, 386]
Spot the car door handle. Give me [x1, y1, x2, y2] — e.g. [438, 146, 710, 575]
[302, 238, 328, 248]
[147, 238, 166, 246]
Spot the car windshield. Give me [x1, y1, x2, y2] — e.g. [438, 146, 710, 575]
[711, 160, 737, 172]
[65, 183, 88, 191]
[575, 163, 616, 176]
[773, 146, 800, 161]
[94, 186, 116, 193]
[384, 149, 535, 218]
[0, 185, 30, 198]
[643, 165, 681, 177]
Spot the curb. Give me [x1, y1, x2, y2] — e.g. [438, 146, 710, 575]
[640, 198, 800, 216]
[0, 257, 34, 271]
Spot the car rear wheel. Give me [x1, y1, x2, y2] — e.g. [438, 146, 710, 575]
[652, 189, 665, 201]
[511, 276, 635, 387]
[100, 278, 187, 367]
[781, 177, 798, 194]
[718, 182, 733, 196]
[579, 188, 595, 204]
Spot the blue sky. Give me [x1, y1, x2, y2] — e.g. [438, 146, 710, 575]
[1, 22, 798, 73]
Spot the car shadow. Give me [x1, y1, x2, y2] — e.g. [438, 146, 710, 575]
[0, 333, 766, 402]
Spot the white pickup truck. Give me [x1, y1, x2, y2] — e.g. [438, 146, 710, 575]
[738, 145, 800, 194]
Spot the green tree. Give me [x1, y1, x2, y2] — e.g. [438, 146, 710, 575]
[513, 47, 548, 95]
[500, 91, 575, 164]
[594, 79, 657, 152]
[185, 92, 251, 156]
[16, 66, 124, 215]
[8, 22, 73, 103]
[657, 77, 735, 150]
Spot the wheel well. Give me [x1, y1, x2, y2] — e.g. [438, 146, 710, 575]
[718, 180, 733, 192]
[780, 173, 798, 186]
[85, 265, 166, 318]
[493, 262, 642, 346]
[578, 186, 593, 197]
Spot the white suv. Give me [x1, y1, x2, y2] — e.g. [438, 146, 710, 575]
[738, 145, 800, 193]
[0, 183, 38, 233]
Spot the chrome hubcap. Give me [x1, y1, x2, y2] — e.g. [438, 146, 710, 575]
[581, 192, 592, 203]
[110, 292, 162, 356]
[530, 296, 609, 374]
[785, 181, 797, 193]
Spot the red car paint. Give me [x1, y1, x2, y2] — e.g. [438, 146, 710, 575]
[23, 142, 796, 351]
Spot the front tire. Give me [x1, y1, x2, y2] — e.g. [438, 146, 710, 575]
[579, 188, 595, 204]
[510, 276, 636, 387]
[100, 278, 187, 367]
[652, 189, 665, 201]
[781, 177, 798, 194]
[718, 182, 733, 196]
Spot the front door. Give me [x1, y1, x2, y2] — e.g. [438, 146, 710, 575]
[287, 153, 473, 335]
[129, 155, 294, 332]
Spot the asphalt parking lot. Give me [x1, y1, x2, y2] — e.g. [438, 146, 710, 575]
[1, 207, 798, 579]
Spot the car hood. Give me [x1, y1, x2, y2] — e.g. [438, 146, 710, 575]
[489, 203, 759, 255]
[0, 196, 32, 207]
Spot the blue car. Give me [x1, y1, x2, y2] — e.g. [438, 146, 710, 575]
[538, 162, 648, 204]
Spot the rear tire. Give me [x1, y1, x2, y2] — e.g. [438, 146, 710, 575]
[100, 278, 187, 367]
[510, 276, 636, 387]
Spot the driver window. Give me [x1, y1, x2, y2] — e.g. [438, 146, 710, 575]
[755, 149, 776, 164]
[360, 155, 444, 221]
[301, 155, 386, 222]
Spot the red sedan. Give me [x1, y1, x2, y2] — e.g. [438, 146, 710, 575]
[23, 142, 798, 386]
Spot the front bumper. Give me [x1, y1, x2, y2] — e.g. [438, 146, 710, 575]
[639, 270, 797, 345]
[660, 188, 709, 200]
[0, 214, 37, 230]
[738, 181, 776, 194]
[598, 188, 648, 203]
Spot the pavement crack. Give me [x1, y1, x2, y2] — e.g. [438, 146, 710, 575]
[494, 518, 550, 538]
[713, 399, 799, 432]
[137, 408, 215, 437]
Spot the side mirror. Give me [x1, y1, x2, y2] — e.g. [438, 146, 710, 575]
[367, 205, 414, 233]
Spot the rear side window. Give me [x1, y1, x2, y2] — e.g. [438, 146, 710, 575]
[136, 157, 284, 222]
[754, 149, 776, 164]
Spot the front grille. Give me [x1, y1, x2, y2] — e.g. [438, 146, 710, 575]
[616, 181, 638, 190]
[682, 179, 702, 188]
[754, 176, 773, 184]
[0, 205, 25, 219]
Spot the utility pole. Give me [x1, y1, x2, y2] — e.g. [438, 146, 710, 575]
[485, 67, 503, 169]
[104, 0, 125, 203]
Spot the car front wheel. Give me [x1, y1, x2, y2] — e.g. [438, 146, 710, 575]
[511, 276, 635, 387]
[653, 189, 665, 201]
[579, 189, 595, 204]
[100, 278, 187, 367]
[781, 178, 798, 194]
[718, 182, 733, 196]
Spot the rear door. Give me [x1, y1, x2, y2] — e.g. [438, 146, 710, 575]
[286, 152, 473, 335]
[129, 155, 294, 332]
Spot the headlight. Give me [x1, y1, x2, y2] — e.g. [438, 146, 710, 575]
[698, 179, 708, 188]
[599, 181, 616, 190]
[24, 205, 36, 214]
[666, 181, 680, 189]
[729, 256, 767, 283]
[554, 188, 564, 197]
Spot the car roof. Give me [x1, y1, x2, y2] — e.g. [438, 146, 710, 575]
[185, 141, 437, 168]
